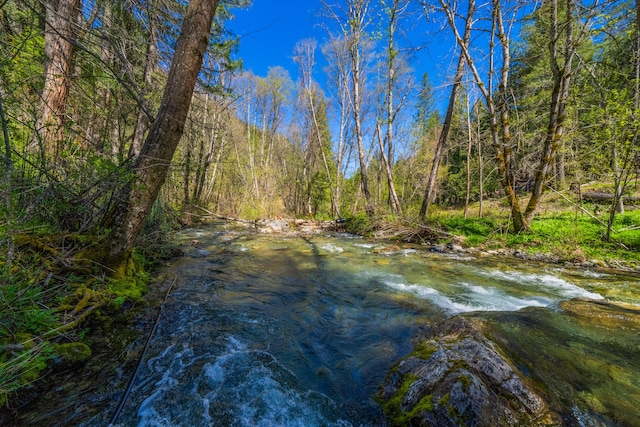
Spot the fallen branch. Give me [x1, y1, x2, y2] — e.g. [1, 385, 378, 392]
[549, 187, 608, 227]
[582, 192, 640, 203]
[188, 203, 253, 224]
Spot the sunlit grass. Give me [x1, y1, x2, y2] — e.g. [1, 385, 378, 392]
[434, 202, 640, 266]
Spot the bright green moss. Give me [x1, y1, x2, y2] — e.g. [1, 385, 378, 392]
[413, 341, 438, 360]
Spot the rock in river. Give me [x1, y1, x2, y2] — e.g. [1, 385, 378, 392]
[379, 316, 558, 426]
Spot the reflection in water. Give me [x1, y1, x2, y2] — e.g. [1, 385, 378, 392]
[11, 222, 640, 426]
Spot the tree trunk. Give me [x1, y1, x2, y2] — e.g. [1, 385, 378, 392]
[555, 143, 566, 189]
[523, 0, 580, 226]
[1, 92, 14, 274]
[348, 0, 372, 216]
[420, 1, 471, 221]
[383, 0, 407, 215]
[376, 122, 402, 215]
[353, 40, 371, 214]
[102, 0, 219, 271]
[35, 0, 81, 163]
[464, 92, 472, 218]
[477, 105, 484, 217]
[131, 0, 159, 157]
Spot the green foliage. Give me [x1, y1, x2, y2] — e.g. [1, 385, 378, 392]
[436, 207, 640, 266]
[343, 213, 373, 236]
[50, 342, 91, 369]
[412, 341, 437, 360]
[437, 215, 499, 246]
[107, 251, 149, 301]
[0, 344, 48, 401]
[0, 274, 58, 337]
[107, 272, 148, 302]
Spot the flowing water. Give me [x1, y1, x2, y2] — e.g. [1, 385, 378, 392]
[10, 222, 640, 426]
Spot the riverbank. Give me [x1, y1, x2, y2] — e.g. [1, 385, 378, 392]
[3, 219, 639, 425]
[248, 216, 640, 274]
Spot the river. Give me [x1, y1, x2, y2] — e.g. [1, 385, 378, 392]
[11, 222, 640, 426]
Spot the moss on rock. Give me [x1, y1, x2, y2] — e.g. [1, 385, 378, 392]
[50, 342, 91, 370]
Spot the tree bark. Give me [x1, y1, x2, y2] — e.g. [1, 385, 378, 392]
[420, 0, 471, 221]
[383, 0, 408, 215]
[35, 0, 81, 163]
[102, 0, 219, 270]
[346, 0, 373, 215]
[376, 122, 402, 215]
[464, 91, 472, 218]
[523, 0, 585, 226]
[1, 91, 14, 273]
[131, 0, 159, 157]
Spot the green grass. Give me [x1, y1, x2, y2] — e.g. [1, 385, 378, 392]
[436, 208, 640, 267]
[0, 235, 153, 405]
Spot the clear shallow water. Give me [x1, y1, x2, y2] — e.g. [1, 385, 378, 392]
[11, 222, 640, 426]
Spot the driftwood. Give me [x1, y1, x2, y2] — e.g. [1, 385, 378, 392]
[372, 219, 452, 243]
[582, 192, 640, 203]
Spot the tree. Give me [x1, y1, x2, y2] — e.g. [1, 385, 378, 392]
[34, 0, 81, 164]
[294, 39, 338, 217]
[322, 35, 353, 216]
[439, 0, 599, 231]
[439, 0, 526, 228]
[419, 0, 472, 220]
[379, 0, 411, 215]
[101, 0, 220, 271]
[322, 0, 374, 216]
[522, 0, 595, 227]
[414, 72, 435, 140]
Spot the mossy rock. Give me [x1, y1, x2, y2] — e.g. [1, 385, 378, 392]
[50, 342, 91, 370]
[380, 317, 558, 426]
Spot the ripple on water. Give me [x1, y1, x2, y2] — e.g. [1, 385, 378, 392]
[381, 278, 551, 314]
[134, 336, 351, 427]
[484, 270, 605, 300]
[320, 243, 344, 254]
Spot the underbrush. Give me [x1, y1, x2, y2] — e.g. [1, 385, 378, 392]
[0, 233, 153, 407]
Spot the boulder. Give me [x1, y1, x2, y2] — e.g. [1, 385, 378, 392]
[380, 317, 558, 426]
[254, 219, 291, 233]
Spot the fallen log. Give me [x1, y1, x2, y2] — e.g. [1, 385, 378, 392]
[582, 192, 640, 203]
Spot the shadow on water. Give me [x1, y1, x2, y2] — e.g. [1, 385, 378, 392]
[4, 221, 640, 426]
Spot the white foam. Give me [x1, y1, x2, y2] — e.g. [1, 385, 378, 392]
[137, 346, 197, 426]
[381, 278, 551, 314]
[354, 243, 376, 249]
[487, 270, 604, 300]
[321, 244, 344, 254]
[198, 342, 350, 427]
[461, 283, 493, 295]
[226, 335, 248, 352]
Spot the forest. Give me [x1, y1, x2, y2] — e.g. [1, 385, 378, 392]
[1, 0, 639, 410]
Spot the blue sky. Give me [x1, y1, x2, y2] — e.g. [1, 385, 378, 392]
[226, 0, 458, 112]
[227, 1, 327, 78]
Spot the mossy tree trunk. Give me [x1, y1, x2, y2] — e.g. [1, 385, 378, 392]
[101, 0, 220, 273]
[523, 0, 594, 227]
